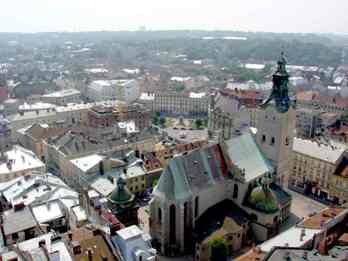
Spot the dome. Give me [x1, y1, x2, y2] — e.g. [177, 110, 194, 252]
[109, 177, 134, 205]
[247, 186, 279, 214]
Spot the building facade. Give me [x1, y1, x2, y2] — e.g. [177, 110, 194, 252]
[290, 138, 345, 200]
[138, 92, 209, 117]
[41, 88, 81, 106]
[87, 79, 140, 103]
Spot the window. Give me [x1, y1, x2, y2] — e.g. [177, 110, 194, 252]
[194, 196, 199, 218]
[262, 135, 266, 143]
[285, 137, 289, 146]
[233, 184, 239, 199]
[12, 233, 18, 240]
[158, 208, 162, 223]
[169, 205, 176, 243]
[270, 137, 275, 146]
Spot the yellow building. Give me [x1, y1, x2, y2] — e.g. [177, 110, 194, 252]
[290, 138, 345, 200]
[329, 153, 348, 204]
[122, 165, 146, 195]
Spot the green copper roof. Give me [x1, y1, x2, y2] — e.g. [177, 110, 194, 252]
[223, 130, 273, 182]
[155, 144, 229, 202]
[260, 52, 294, 113]
[109, 177, 134, 205]
[247, 186, 279, 214]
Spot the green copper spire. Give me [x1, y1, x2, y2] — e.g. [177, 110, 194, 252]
[261, 52, 293, 113]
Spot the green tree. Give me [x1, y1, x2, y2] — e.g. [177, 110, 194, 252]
[152, 179, 158, 188]
[208, 236, 228, 261]
[195, 119, 203, 129]
[159, 117, 166, 127]
[153, 116, 159, 125]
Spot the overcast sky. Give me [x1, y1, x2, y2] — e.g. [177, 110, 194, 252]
[1, 0, 347, 33]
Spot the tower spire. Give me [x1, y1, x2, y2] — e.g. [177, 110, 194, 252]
[260, 52, 292, 113]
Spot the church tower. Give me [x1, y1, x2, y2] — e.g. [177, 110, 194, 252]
[256, 53, 296, 187]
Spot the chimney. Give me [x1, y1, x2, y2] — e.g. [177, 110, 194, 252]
[72, 241, 82, 255]
[123, 168, 127, 174]
[87, 248, 93, 261]
[300, 228, 306, 241]
[92, 229, 100, 236]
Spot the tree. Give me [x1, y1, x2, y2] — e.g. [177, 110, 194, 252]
[208, 236, 228, 261]
[153, 116, 159, 125]
[195, 119, 203, 129]
[152, 179, 158, 188]
[159, 117, 166, 127]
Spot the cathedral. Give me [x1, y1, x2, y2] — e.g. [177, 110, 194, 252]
[149, 54, 295, 258]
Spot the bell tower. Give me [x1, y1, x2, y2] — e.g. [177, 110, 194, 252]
[256, 52, 296, 187]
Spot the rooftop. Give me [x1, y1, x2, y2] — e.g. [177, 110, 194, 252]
[2, 206, 38, 235]
[116, 225, 143, 241]
[260, 226, 320, 252]
[194, 199, 249, 243]
[155, 144, 229, 202]
[70, 154, 105, 173]
[266, 245, 348, 261]
[293, 138, 345, 163]
[9, 109, 57, 122]
[91, 79, 135, 88]
[0, 145, 45, 176]
[19, 102, 57, 111]
[32, 201, 64, 223]
[1, 233, 72, 261]
[0, 173, 78, 209]
[42, 88, 81, 98]
[64, 228, 118, 261]
[299, 207, 346, 230]
[223, 130, 273, 182]
[189, 92, 206, 98]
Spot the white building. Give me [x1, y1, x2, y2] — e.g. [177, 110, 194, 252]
[18, 102, 57, 113]
[0, 145, 45, 182]
[113, 225, 157, 261]
[0, 172, 79, 209]
[41, 89, 81, 106]
[8, 110, 58, 138]
[1, 233, 73, 261]
[87, 79, 140, 103]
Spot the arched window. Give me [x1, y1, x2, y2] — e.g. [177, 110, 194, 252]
[169, 205, 176, 243]
[270, 137, 275, 146]
[158, 208, 162, 223]
[285, 137, 289, 146]
[262, 135, 266, 143]
[194, 197, 199, 218]
[184, 202, 188, 226]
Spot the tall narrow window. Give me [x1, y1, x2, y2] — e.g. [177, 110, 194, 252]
[262, 135, 266, 143]
[194, 196, 199, 218]
[233, 184, 239, 199]
[270, 137, 275, 146]
[169, 205, 176, 243]
[158, 208, 162, 223]
[285, 137, 289, 146]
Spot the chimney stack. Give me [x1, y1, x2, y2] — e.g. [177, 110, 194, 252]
[87, 248, 93, 261]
